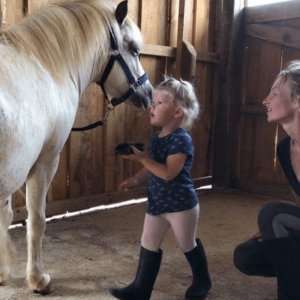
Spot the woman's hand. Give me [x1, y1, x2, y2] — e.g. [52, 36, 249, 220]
[251, 230, 263, 242]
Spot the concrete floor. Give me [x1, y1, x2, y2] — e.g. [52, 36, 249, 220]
[1, 189, 278, 300]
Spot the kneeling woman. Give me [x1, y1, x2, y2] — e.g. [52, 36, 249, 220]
[234, 60, 300, 300]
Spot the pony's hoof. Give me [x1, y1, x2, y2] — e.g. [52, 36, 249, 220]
[33, 274, 53, 295]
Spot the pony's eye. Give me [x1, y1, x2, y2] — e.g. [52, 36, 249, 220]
[131, 48, 140, 57]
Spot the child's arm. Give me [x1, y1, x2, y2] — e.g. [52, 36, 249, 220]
[123, 146, 186, 181]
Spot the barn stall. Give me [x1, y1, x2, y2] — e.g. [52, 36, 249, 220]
[1, 0, 299, 299]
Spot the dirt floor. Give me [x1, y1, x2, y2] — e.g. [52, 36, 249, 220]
[1, 189, 280, 300]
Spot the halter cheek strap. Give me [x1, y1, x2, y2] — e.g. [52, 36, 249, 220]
[71, 30, 149, 132]
[97, 31, 148, 107]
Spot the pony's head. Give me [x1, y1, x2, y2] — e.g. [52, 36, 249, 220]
[97, 1, 153, 109]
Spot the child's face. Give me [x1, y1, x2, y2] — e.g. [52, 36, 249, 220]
[150, 89, 178, 128]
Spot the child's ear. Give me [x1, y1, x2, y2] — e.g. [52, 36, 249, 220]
[175, 106, 184, 118]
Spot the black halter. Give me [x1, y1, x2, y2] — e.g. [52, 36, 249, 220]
[72, 30, 148, 132]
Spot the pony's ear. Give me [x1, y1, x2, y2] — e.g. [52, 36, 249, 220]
[115, 1, 128, 25]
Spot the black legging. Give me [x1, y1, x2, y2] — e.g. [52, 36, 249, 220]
[258, 202, 300, 240]
[233, 202, 300, 300]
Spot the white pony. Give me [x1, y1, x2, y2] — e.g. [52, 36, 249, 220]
[0, 0, 152, 294]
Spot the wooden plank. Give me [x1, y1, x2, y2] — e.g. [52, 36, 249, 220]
[70, 84, 105, 197]
[127, 0, 140, 25]
[196, 50, 219, 63]
[13, 187, 147, 223]
[245, 24, 300, 50]
[243, 36, 261, 105]
[240, 105, 266, 114]
[238, 115, 256, 180]
[244, 1, 300, 24]
[0, 0, 2, 26]
[1, 0, 24, 26]
[141, 44, 219, 63]
[27, 0, 48, 13]
[239, 40, 281, 186]
[141, 44, 177, 57]
[212, 0, 244, 187]
[236, 178, 292, 200]
[193, 0, 213, 50]
[183, 0, 194, 42]
[140, 0, 168, 45]
[191, 0, 217, 179]
[253, 41, 281, 184]
[175, 0, 185, 77]
[169, 0, 179, 47]
[181, 40, 196, 81]
[12, 176, 212, 223]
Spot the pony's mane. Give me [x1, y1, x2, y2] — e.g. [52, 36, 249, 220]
[0, 0, 120, 83]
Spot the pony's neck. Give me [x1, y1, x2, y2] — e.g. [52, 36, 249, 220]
[0, 0, 113, 95]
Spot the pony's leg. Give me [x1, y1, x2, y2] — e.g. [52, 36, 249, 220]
[0, 196, 13, 284]
[26, 154, 59, 294]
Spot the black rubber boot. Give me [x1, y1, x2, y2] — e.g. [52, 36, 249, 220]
[109, 246, 162, 300]
[265, 237, 300, 300]
[184, 239, 212, 300]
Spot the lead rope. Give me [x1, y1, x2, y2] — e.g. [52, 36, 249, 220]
[71, 104, 114, 131]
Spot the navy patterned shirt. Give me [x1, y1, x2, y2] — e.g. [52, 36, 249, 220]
[147, 128, 199, 215]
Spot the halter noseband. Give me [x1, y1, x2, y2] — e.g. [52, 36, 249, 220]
[72, 29, 149, 132]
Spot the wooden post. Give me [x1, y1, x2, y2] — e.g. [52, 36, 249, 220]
[212, 0, 245, 188]
[175, 0, 185, 77]
[0, 0, 2, 27]
[181, 40, 197, 81]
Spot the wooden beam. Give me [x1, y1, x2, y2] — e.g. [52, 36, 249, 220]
[181, 40, 196, 81]
[141, 44, 177, 58]
[196, 50, 219, 63]
[236, 178, 292, 200]
[141, 44, 219, 63]
[245, 1, 300, 24]
[245, 23, 300, 51]
[12, 176, 212, 223]
[13, 187, 147, 223]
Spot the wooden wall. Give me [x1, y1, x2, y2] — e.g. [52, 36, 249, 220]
[236, 1, 300, 199]
[0, 0, 220, 222]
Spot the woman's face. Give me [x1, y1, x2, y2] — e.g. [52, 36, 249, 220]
[262, 76, 298, 124]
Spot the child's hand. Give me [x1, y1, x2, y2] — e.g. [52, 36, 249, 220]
[122, 146, 147, 163]
[118, 177, 139, 191]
